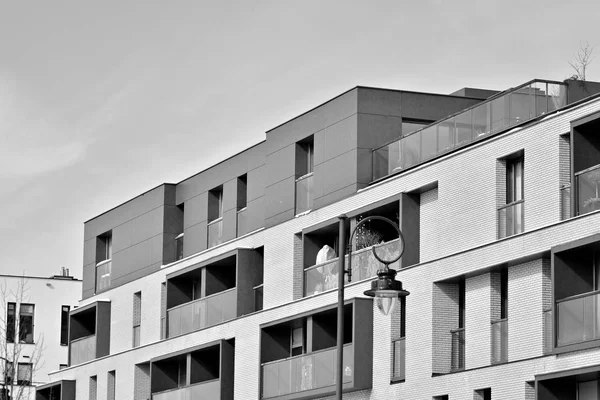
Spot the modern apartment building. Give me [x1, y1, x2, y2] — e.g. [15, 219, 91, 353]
[0, 271, 81, 400]
[38, 78, 600, 400]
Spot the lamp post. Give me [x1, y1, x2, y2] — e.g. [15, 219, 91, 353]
[335, 214, 410, 399]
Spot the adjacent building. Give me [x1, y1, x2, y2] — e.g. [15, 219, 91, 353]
[0, 271, 81, 400]
[39, 78, 600, 400]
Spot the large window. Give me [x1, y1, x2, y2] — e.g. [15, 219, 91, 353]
[95, 231, 112, 293]
[17, 363, 32, 385]
[19, 304, 34, 344]
[60, 305, 70, 346]
[6, 303, 15, 343]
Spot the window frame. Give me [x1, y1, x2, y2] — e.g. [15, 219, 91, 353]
[60, 305, 70, 346]
[16, 362, 32, 385]
[18, 303, 35, 344]
[6, 302, 16, 343]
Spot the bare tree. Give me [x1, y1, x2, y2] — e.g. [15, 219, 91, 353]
[0, 277, 45, 400]
[569, 41, 595, 81]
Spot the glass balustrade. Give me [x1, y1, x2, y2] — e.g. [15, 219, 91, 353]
[207, 218, 224, 248]
[497, 201, 524, 239]
[373, 80, 567, 181]
[557, 291, 600, 346]
[261, 344, 353, 398]
[304, 239, 400, 296]
[237, 208, 249, 236]
[295, 174, 314, 215]
[152, 379, 221, 400]
[576, 165, 600, 215]
[167, 288, 237, 338]
[491, 319, 508, 364]
[70, 335, 96, 365]
[392, 338, 405, 380]
[450, 328, 465, 371]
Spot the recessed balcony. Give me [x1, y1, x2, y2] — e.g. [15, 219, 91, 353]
[68, 301, 110, 366]
[36, 380, 76, 400]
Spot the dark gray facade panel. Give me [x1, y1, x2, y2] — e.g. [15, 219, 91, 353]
[111, 262, 162, 288]
[313, 183, 357, 210]
[264, 176, 296, 222]
[265, 89, 358, 155]
[84, 185, 167, 241]
[313, 149, 358, 201]
[222, 208, 237, 243]
[265, 209, 296, 228]
[183, 193, 208, 229]
[247, 165, 266, 202]
[175, 142, 266, 204]
[356, 87, 403, 116]
[183, 220, 208, 257]
[400, 92, 484, 122]
[83, 238, 96, 267]
[266, 144, 296, 186]
[82, 264, 95, 296]
[313, 114, 358, 166]
[112, 206, 165, 254]
[356, 113, 403, 149]
[223, 179, 237, 213]
[111, 234, 163, 283]
[239, 196, 265, 236]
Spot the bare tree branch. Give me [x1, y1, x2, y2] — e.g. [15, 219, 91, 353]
[569, 41, 595, 81]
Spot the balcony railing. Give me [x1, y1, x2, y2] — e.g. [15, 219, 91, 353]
[152, 379, 221, 400]
[95, 259, 112, 293]
[237, 207, 249, 237]
[543, 309, 553, 354]
[261, 343, 353, 399]
[175, 233, 184, 260]
[167, 288, 237, 338]
[391, 338, 405, 380]
[576, 164, 600, 216]
[556, 290, 600, 346]
[497, 201, 524, 239]
[450, 328, 465, 371]
[70, 335, 96, 366]
[304, 239, 400, 296]
[373, 80, 567, 181]
[561, 184, 571, 220]
[207, 218, 224, 248]
[295, 173, 313, 215]
[254, 284, 263, 312]
[491, 319, 508, 364]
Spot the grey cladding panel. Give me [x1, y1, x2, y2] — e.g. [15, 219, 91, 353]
[400, 92, 483, 122]
[83, 238, 96, 267]
[112, 206, 165, 254]
[356, 113, 403, 149]
[313, 114, 358, 166]
[313, 184, 357, 210]
[184, 221, 208, 258]
[82, 264, 95, 298]
[357, 88, 403, 116]
[266, 145, 296, 186]
[265, 89, 358, 155]
[240, 196, 265, 235]
[247, 166, 265, 202]
[313, 149, 357, 201]
[111, 263, 162, 288]
[111, 235, 163, 283]
[264, 176, 295, 222]
[84, 185, 166, 241]
[265, 209, 296, 228]
[222, 208, 237, 243]
[223, 179, 237, 212]
[184, 194, 208, 229]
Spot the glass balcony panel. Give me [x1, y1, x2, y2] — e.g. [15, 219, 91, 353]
[192, 300, 205, 331]
[386, 140, 402, 174]
[237, 208, 249, 237]
[548, 83, 567, 112]
[342, 344, 354, 383]
[314, 348, 335, 389]
[437, 118, 455, 153]
[304, 258, 339, 296]
[401, 132, 421, 169]
[491, 319, 508, 364]
[167, 289, 236, 337]
[497, 202, 524, 239]
[133, 325, 140, 347]
[207, 219, 224, 248]
[450, 328, 465, 371]
[455, 109, 473, 146]
[206, 294, 223, 327]
[472, 102, 491, 138]
[70, 335, 96, 365]
[509, 87, 532, 125]
[176, 236, 184, 260]
[392, 338, 405, 380]
[577, 165, 600, 215]
[277, 359, 291, 396]
[295, 174, 314, 215]
[532, 81, 548, 116]
[95, 260, 112, 293]
[490, 96, 509, 133]
[152, 380, 220, 400]
[262, 363, 279, 398]
[372, 145, 389, 181]
[168, 306, 182, 337]
[420, 126, 437, 161]
[555, 293, 600, 346]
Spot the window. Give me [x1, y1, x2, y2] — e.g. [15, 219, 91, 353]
[19, 304, 34, 344]
[89, 376, 97, 400]
[207, 186, 224, 247]
[237, 174, 247, 210]
[95, 230, 112, 293]
[295, 136, 314, 215]
[498, 154, 524, 238]
[175, 203, 184, 261]
[59, 364, 67, 370]
[107, 370, 116, 400]
[6, 303, 15, 343]
[474, 387, 491, 400]
[60, 305, 70, 346]
[16, 363, 32, 385]
[133, 292, 141, 348]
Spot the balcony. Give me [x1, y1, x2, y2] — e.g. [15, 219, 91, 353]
[295, 173, 313, 215]
[36, 380, 76, 400]
[167, 288, 237, 337]
[576, 164, 600, 216]
[450, 328, 465, 371]
[391, 338, 405, 381]
[153, 379, 220, 400]
[304, 239, 400, 296]
[373, 80, 567, 181]
[497, 201, 524, 239]
[491, 319, 508, 364]
[262, 344, 353, 399]
[556, 290, 600, 346]
[207, 218, 223, 248]
[69, 335, 96, 365]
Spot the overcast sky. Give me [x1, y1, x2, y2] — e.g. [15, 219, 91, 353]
[1, 0, 599, 279]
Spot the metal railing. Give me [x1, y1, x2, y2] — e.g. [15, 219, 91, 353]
[391, 338, 405, 380]
[70, 335, 96, 366]
[207, 218, 224, 248]
[295, 173, 314, 215]
[543, 309, 553, 354]
[491, 319, 508, 364]
[167, 288, 237, 338]
[152, 379, 221, 400]
[261, 344, 353, 398]
[450, 328, 465, 371]
[556, 290, 600, 346]
[373, 80, 567, 181]
[497, 201, 524, 239]
[560, 184, 571, 220]
[304, 239, 400, 296]
[576, 164, 600, 216]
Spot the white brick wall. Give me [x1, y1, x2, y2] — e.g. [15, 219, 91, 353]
[466, 273, 492, 369]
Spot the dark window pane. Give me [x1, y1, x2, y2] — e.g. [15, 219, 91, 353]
[6, 303, 15, 343]
[19, 304, 34, 344]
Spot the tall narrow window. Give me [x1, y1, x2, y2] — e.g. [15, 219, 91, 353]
[237, 174, 249, 237]
[89, 376, 97, 400]
[501, 269, 508, 319]
[458, 280, 465, 329]
[6, 303, 15, 343]
[19, 304, 34, 344]
[133, 292, 141, 348]
[207, 185, 224, 247]
[295, 136, 314, 215]
[16, 363, 32, 385]
[175, 203, 184, 261]
[160, 282, 166, 339]
[107, 370, 116, 400]
[60, 305, 70, 345]
[499, 154, 524, 238]
[95, 230, 112, 293]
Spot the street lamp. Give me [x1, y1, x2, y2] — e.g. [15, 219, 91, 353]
[335, 214, 410, 399]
